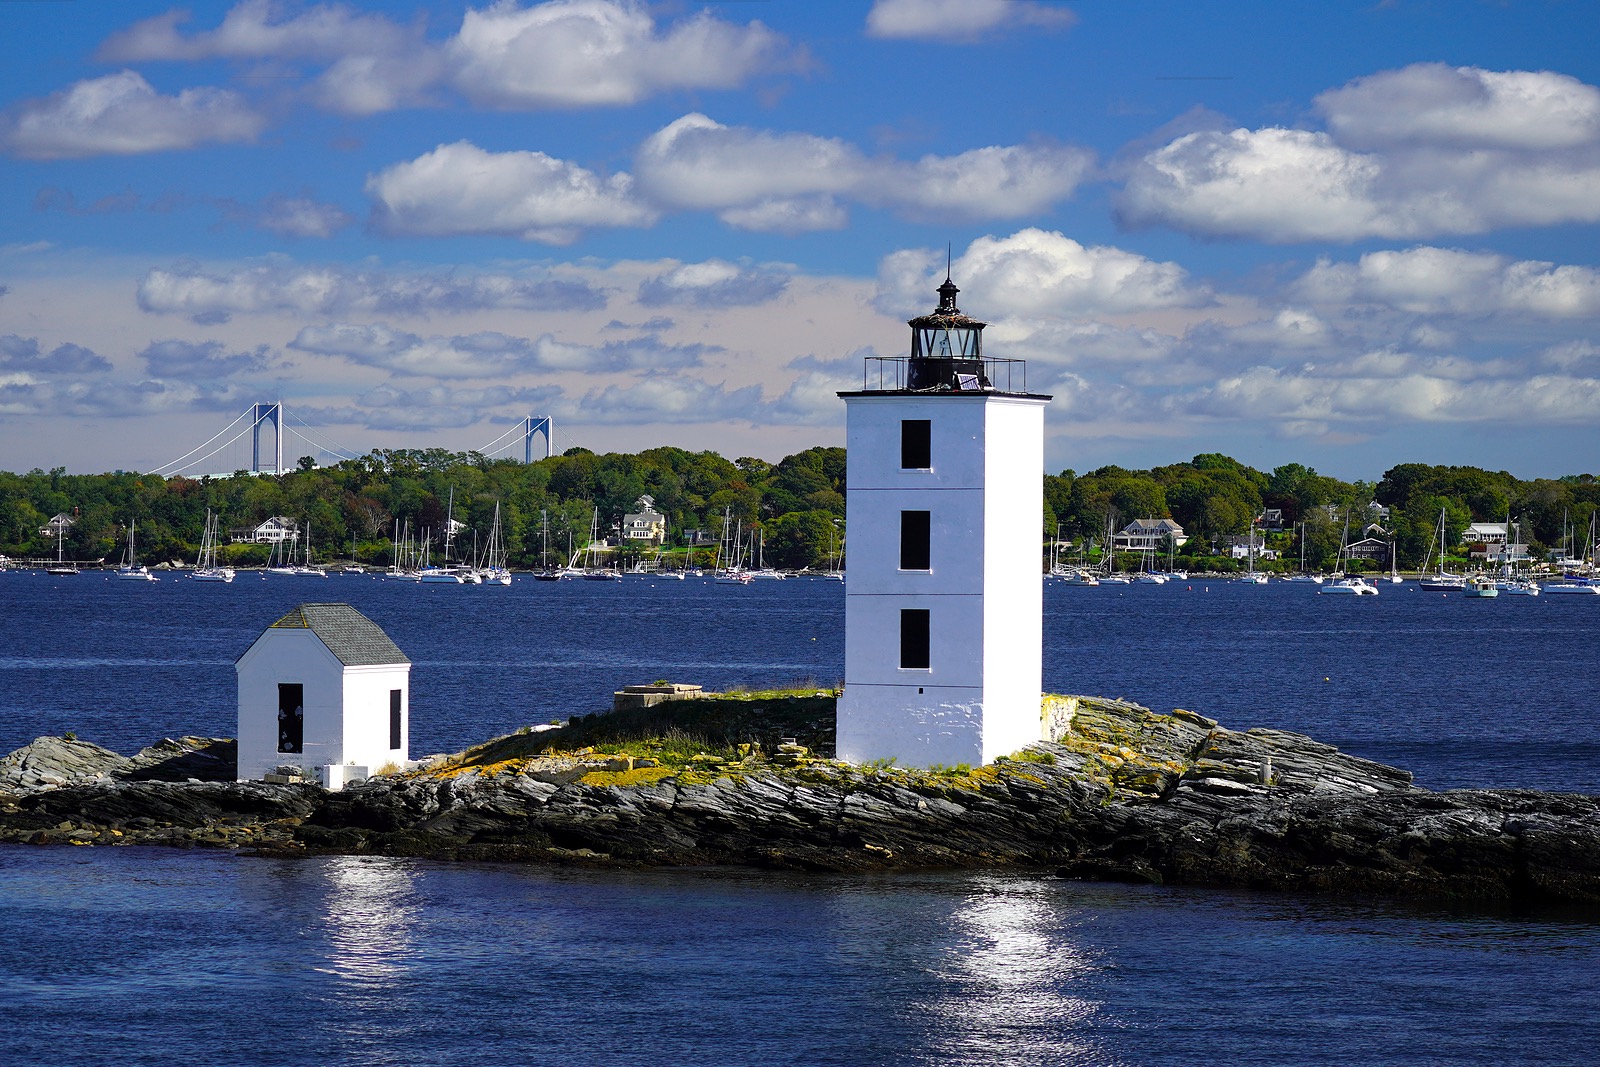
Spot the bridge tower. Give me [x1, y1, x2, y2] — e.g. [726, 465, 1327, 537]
[523, 416, 554, 462]
[251, 401, 283, 474]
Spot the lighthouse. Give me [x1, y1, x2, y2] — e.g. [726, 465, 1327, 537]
[836, 275, 1051, 768]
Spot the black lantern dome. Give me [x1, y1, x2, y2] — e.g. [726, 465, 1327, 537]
[906, 275, 990, 390]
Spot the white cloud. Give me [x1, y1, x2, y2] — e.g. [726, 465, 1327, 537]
[1294, 247, 1600, 317]
[637, 260, 790, 307]
[137, 262, 607, 321]
[1318, 64, 1600, 151]
[882, 144, 1095, 220]
[2, 70, 264, 160]
[1169, 362, 1600, 426]
[258, 196, 354, 238]
[877, 230, 1208, 318]
[449, 0, 793, 108]
[1116, 64, 1600, 242]
[0, 336, 113, 375]
[636, 114, 864, 212]
[577, 374, 764, 424]
[0, 373, 248, 418]
[865, 0, 1076, 40]
[366, 141, 656, 243]
[636, 114, 1091, 229]
[139, 339, 272, 378]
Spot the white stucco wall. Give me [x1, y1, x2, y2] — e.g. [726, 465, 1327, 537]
[839, 392, 1048, 767]
[235, 630, 410, 785]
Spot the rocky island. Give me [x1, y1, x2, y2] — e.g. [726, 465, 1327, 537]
[2, 690, 1597, 906]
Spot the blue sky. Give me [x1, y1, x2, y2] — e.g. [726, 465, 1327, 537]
[2, 0, 1599, 480]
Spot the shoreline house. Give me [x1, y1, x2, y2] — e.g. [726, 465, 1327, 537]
[622, 495, 667, 545]
[230, 516, 298, 544]
[1114, 518, 1188, 553]
[235, 603, 411, 791]
[39, 512, 76, 537]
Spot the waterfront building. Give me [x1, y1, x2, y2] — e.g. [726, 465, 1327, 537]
[235, 603, 411, 790]
[836, 275, 1051, 767]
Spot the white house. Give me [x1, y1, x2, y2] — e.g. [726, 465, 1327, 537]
[836, 275, 1050, 768]
[1462, 522, 1510, 545]
[231, 516, 298, 544]
[622, 495, 667, 544]
[38, 512, 75, 536]
[1114, 518, 1188, 552]
[235, 602, 411, 790]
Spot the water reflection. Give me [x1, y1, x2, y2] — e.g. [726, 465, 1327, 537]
[913, 877, 1107, 1065]
[314, 856, 419, 986]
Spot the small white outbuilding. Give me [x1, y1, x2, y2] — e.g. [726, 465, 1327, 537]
[236, 602, 411, 790]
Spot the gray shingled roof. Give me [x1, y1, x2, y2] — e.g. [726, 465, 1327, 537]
[269, 603, 410, 667]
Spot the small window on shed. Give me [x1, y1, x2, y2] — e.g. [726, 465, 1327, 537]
[278, 683, 303, 754]
[901, 420, 931, 470]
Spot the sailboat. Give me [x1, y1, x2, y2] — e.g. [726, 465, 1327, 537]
[582, 507, 619, 580]
[480, 502, 512, 585]
[1098, 515, 1130, 584]
[45, 522, 78, 575]
[1383, 536, 1405, 583]
[715, 508, 752, 584]
[750, 528, 785, 579]
[1283, 522, 1324, 583]
[190, 510, 235, 582]
[1417, 508, 1465, 591]
[291, 517, 328, 577]
[1544, 512, 1600, 594]
[1234, 524, 1267, 584]
[115, 518, 158, 581]
[532, 510, 562, 580]
[1320, 515, 1378, 595]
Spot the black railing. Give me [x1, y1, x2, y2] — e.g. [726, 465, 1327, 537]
[860, 356, 1029, 394]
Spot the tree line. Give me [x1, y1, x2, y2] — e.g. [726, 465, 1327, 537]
[2, 449, 1595, 571]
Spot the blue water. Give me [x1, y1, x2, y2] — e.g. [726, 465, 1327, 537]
[3, 572, 1599, 1065]
[2, 570, 1597, 790]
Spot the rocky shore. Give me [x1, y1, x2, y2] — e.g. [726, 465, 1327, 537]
[3, 694, 1598, 905]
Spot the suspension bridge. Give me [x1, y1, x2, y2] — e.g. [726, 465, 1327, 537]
[148, 403, 566, 478]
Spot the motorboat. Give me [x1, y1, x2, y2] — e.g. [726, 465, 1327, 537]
[1319, 576, 1379, 596]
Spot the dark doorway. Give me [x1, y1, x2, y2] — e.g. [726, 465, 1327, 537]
[390, 689, 403, 750]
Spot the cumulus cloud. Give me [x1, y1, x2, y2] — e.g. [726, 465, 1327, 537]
[637, 260, 790, 307]
[1169, 362, 1600, 427]
[865, 0, 1076, 39]
[0, 375, 249, 418]
[289, 322, 713, 376]
[1318, 64, 1600, 151]
[138, 263, 607, 322]
[636, 114, 1091, 230]
[2, 70, 264, 159]
[1294, 247, 1600, 317]
[366, 141, 655, 243]
[100, 0, 794, 116]
[1116, 64, 1600, 242]
[877, 230, 1208, 318]
[0, 336, 114, 375]
[296, 382, 567, 432]
[448, 0, 794, 108]
[139, 339, 272, 378]
[576, 373, 764, 424]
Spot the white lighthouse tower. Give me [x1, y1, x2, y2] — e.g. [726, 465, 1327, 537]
[837, 275, 1050, 768]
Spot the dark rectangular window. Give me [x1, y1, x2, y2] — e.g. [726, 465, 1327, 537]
[900, 510, 931, 570]
[900, 609, 930, 670]
[277, 683, 303, 754]
[389, 689, 403, 750]
[901, 419, 931, 470]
